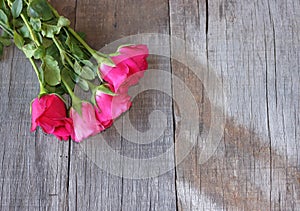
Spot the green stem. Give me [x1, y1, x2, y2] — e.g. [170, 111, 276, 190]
[0, 22, 13, 37]
[6, 0, 40, 46]
[62, 77, 83, 114]
[67, 27, 106, 58]
[62, 78, 74, 98]
[47, 2, 109, 63]
[52, 36, 74, 68]
[6, 1, 33, 40]
[29, 58, 46, 95]
[61, 77, 80, 103]
[5, 0, 12, 5]
[23, 0, 29, 6]
[20, 14, 41, 46]
[65, 53, 74, 68]
[47, 2, 59, 18]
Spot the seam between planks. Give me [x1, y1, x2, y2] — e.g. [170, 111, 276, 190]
[167, 0, 179, 210]
[67, 0, 79, 210]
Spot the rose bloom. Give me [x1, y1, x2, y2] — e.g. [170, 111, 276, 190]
[99, 44, 149, 92]
[95, 84, 132, 127]
[31, 94, 73, 140]
[70, 102, 104, 142]
[96, 45, 149, 130]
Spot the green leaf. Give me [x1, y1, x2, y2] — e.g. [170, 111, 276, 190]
[1, 30, 9, 38]
[12, 18, 23, 27]
[44, 84, 65, 95]
[0, 36, 11, 46]
[11, 0, 23, 18]
[73, 44, 85, 58]
[73, 61, 95, 80]
[42, 55, 61, 86]
[30, 18, 41, 31]
[57, 16, 70, 27]
[45, 43, 60, 61]
[97, 84, 117, 96]
[63, 67, 80, 83]
[59, 51, 67, 65]
[13, 31, 24, 49]
[0, 0, 10, 17]
[42, 37, 52, 48]
[27, 0, 54, 21]
[81, 66, 95, 80]
[69, 72, 80, 83]
[23, 43, 45, 59]
[61, 68, 75, 89]
[81, 60, 94, 68]
[41, 23, 59, 38]
[77, 78, 89, 91]
[18, 25, 30, 38]
[0, 9, 8, 24]
[73, 61, 82, 75]
[82, 59, 99, 73]
[37, 32, 43, 44]
[33, 45, 45, 59]
[22, 42, 36, 58]
[65, 33, 85, 59]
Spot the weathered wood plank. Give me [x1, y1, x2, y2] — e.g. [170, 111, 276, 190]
[0, 47, 70, 211]
[170, 0, 300, 210]
[0, 1, 76, 210]
[68, 0, 177, 210]
[0, 0, 299, 210]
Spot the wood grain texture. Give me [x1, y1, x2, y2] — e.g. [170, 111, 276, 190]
[170, 0, 300, 210]
[0, 0, 299, 210]
[0, 38, 70, 210]
[68, 0, 177, 210]
[0, 1, 75, 210]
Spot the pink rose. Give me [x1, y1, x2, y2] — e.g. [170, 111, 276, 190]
[70, 102, 104, 142]
[95, 85, 132, 127]
[100, 44, 149, 92]
[31, 94, 73, 141]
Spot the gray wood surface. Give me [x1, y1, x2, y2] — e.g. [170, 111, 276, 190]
[68, 0, 176, 210]
[0, 0, 299, 210]
[171, 0, 300, 210]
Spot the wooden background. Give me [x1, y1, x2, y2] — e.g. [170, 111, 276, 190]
[0, 0, 299, 210]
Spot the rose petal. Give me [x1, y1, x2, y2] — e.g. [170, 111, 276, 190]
[70, 102, 103, 142]
[30, 94, 74, 140]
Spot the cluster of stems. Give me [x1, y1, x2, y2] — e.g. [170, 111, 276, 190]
[0, 0, 115, 110]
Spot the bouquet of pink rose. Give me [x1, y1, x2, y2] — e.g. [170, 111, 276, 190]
[0, 0, 149, 142]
